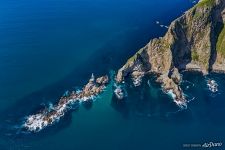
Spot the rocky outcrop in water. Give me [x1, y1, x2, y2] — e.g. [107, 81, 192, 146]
[24, 74, 109, 132]
[116, 0, 225, 107]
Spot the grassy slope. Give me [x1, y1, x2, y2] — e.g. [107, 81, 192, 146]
[195, 0, 225, 57]
[216, 27, 225, 56]
[196, 0, 215, 7]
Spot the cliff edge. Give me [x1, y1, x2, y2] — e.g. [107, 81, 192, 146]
[115, 0, 225, 107]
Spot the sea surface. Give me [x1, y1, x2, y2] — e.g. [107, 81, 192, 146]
[0, 0, 225, 150]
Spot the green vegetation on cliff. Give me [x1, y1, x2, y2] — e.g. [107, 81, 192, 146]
[196, 0, 215, 7]
[216, 26, 225, 56]
[193, 0, 215, 19]
[117, 0, 225, 83]
[191, 50, 199, 61]
[126, 48, 145, 64]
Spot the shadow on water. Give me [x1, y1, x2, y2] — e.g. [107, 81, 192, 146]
[180, 71, 225, 126]
[82, 100, 94, 110]
[111, 96, 129, 118]
[2, 51, 225, 145]
[111, 72, 225, 127]
[111, 75, 184, 120]
[0, 22, 161, 140]
[1, 61, 225, 149]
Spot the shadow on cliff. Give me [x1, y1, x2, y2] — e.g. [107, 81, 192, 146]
[209, 4, 225, 71]
[170, 18, 192, 70]
[170, 3, 225, 72]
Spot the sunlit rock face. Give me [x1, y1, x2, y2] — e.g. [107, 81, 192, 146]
[116, 0, 225, 107]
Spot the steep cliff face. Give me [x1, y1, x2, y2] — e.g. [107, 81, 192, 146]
[116, 0, 225, 107]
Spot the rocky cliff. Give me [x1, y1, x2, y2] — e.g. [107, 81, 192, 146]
[115, 0, 225, 107]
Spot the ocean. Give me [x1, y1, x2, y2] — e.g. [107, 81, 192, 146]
[1, 0, 224, 149]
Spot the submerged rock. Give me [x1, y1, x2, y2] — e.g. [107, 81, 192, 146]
[114, 86, 125, 100]
[96, 75, 109, 85]
[131, 71, 145, 86]
[207, 79, 218, 93]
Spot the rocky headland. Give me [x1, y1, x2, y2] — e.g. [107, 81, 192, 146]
[116, 0, 225, 107]
[24, 74, 109, 132]
[23, 0, 225, 132]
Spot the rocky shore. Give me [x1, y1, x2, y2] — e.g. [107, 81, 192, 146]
[24, 74, 109, 132]
[115, 0, 225, 107]
[23, 0, 225, 132]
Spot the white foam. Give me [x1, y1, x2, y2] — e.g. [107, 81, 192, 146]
[132, 77, 142, 87]
[167, 89, 177, 99]
[174, 100, 187, 109]
[23, 85, 106, 132]
[165, 89, 187, 109]
[132, 73, 144, 87]
[207, 79, 218, 93]
[114, 83, 128, 100]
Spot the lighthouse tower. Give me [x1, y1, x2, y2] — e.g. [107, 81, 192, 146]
[89, 73, 95, 82]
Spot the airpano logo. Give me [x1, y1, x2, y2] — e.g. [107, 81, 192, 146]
[202, 142, 222, 148]
[183, 141, 223, 149]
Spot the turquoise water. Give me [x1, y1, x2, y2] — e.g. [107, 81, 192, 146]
[1, 0, 225, 150]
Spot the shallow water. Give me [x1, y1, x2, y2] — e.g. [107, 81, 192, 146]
[1, 0, 225, 150]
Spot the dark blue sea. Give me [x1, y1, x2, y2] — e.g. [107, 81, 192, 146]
[0, 0, 225, 149]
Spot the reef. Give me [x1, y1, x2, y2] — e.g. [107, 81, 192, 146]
[24, 74, 109, 132]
